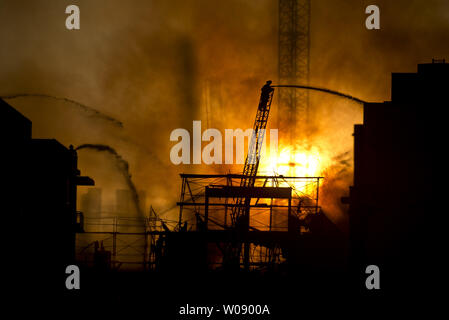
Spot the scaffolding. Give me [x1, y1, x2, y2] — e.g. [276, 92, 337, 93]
[175, 173, 322, 271]
[75, 208, 171, 271]
[178, 174, 320, 231]
[75, 173, 322, 272]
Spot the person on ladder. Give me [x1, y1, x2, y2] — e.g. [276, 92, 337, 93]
[259, 80, 274, 110]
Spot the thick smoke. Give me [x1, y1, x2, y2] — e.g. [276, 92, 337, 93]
[76, 144, 144, 219]
[1, 0, 447, 231]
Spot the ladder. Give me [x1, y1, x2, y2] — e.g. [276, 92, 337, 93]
[231, 82, 275, 227]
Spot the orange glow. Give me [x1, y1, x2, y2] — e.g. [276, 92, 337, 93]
[259, 142, 332, 196]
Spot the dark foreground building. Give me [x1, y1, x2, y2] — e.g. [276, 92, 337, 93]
[2, 99, 93, 303]
[346, 60, 447, 293]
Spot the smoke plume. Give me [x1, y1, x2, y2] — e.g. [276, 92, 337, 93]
[76, 144, 144, 219]
[1, 0, 448, 231]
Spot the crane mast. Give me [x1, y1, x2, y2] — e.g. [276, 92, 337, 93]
[231, 82, 275, 228]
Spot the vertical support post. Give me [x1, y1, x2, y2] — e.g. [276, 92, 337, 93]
[178, 177, 186, 228]
[112, 217, 117, 270]
[243, 195, 251, 271]
[204, 187, 209, 229]
[224, 176, 231, 227]
[224, 202, 228, 227]
[143, 226, 148, 271]
[315, 177, 320, 214]
[244, 242, 250, 271]
[287, 192, 292, 232]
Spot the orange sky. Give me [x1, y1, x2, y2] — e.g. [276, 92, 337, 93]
[1, 0, 448, 230]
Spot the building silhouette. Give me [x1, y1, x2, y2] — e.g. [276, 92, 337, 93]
[2, 98, 94, 300]
[346, 60, 447, 292]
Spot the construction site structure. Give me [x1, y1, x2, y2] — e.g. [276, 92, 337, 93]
[175, 174, 322, 270]
[164, 82, 322, 272]
[73, 80, 328, 274]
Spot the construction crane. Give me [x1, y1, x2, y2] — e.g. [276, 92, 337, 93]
[231, 81, 364, 230]
[225, 0, 311, 269]
[225, 81, 275, 270]
[230, 81, 275, 229]
[278, 0, 311, 144]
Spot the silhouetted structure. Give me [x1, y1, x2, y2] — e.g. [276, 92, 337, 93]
[2, 99, 93, 299]
[151, 173, 346, 282]
[346, 61, 447, 292]
[278, 0, 311, 142]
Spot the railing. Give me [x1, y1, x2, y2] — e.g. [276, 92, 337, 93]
[75, 216, 154, 271]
